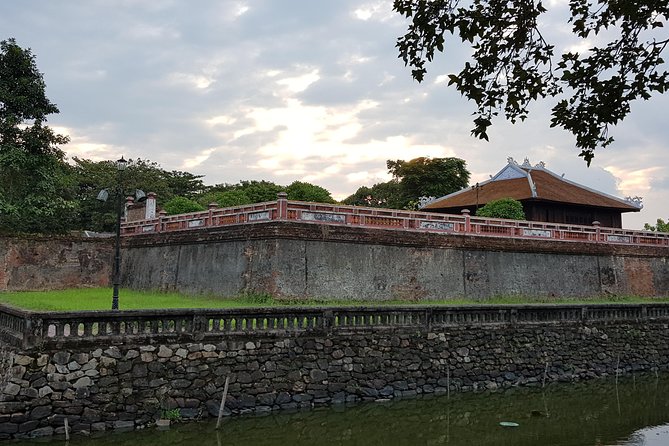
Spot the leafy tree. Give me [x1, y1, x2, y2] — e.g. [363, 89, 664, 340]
[200, 179, 335, 208]
[164, 170, 206, 199]
[342, 181, 405, 209]
[387, 157, 470, 206]
[163, 196, 205, 215]
[206, 180, 285, 203]
[394, 0, 669, 164]
[644, 218, 669, 232]
[0, 38, 77, 234]
[475, 198, 526, 220]
[285, 181, 336, 203]
[198, 190, 252, 208]
[72, 157, 206, 232]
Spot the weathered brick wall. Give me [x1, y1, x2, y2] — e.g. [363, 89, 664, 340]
[1, 320, 668, 439]
[0, 236, 112, 291]
[121, 221, 669, 299]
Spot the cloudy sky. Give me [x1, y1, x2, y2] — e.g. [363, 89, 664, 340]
[2, 0, 667, 229]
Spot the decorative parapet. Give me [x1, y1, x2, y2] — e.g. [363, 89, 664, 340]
[2, 303, 668, 350]
[120, 195, 669, 248]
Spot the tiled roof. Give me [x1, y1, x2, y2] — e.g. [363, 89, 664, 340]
[423, 162, 640, 212]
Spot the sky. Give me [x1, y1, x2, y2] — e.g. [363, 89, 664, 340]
[1, 0, 667, 229]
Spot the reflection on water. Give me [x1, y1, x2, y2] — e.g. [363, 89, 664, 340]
[15, 375, 669, 446]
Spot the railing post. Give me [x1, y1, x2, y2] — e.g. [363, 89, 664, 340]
[158, 210, 167, 232]
[323, 309, 334, 333]
[277, 192, 288, 220]
[592, 221, 601, 243]
[461, 209, 471, 233]
[22, 317, 34, 349]
[208, 202, 218, 226]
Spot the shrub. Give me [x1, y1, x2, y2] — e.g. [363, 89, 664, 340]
[476, 198, 525, 220]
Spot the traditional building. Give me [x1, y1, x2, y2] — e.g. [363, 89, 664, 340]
[421, 158, 642, 228]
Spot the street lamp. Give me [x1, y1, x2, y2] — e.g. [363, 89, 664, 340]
[111, 157, 126, 310]
[97, 156, 145, 310]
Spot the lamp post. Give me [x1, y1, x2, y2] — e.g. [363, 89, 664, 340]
[112, 156, 127, 310]
[96, 156, 144, 310]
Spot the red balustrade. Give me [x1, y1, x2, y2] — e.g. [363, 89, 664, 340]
[120, 198, 669, 248]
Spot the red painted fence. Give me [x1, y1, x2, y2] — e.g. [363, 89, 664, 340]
[120, 195, 669, 247]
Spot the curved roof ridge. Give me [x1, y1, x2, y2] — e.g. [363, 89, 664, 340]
[529, 164, 641, 209]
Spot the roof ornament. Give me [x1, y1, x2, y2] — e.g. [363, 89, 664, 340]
[507, 157, 517, 165]
[418, 196, 436, 209]
[522, 158, 532, 168]
[625, 196, 644, 209]
[534, 161, 546, 168]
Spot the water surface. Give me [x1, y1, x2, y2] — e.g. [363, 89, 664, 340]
[17, 375, 669, 446]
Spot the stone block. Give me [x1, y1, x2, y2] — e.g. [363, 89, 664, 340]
[103, 347, 122, 359]
[0, 423, 18, 434]
[29, 406, 51, 420]
[3, 383, 21, 396]
[113, 420, 134, 430]
[73, 377, 91, 389]
[157, 345, 173, 358]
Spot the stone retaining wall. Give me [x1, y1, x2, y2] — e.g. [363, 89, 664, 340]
[1, 317, 668, 440]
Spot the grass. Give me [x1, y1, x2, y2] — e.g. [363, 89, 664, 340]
[0, 288, 668, 312]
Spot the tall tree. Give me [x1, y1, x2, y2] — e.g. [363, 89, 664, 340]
[387, 157, 470, 206]
[0, 38, 76, 234]
[72, 157, 205, 232]
[394, 1, 669, 164]
[285, 181, 336, 203]
[342, 181, 405, 209]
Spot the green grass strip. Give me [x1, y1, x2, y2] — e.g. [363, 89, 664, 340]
[0, 288, 668, 312]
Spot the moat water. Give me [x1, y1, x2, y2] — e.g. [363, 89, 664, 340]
[15, 375, 669, 446]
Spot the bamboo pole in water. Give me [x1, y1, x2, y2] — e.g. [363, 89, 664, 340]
[216, 376, 230, 430]
[64, 417, 70, 441]
[447, 367, 450, 400]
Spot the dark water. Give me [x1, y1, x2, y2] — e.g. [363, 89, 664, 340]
[17, 375, 669, 446]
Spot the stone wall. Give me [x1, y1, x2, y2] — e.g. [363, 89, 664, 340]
[0, 236, 112, 291]
[121, 221, 669, 299]
[1, 313, 668, 439]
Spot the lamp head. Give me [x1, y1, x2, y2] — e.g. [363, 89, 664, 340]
[116, 156, 128, 171]
[96, 189, 109, 202]
[135, 189, 147, 202]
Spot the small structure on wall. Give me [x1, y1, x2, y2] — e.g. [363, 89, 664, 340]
[421, 158, 641, 228]
[125, 192, 159, 222]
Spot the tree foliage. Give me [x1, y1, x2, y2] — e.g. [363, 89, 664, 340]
[163, 196, 206, 215]
[285, 181, 336, 203]
[643, 218, 669, 232]
[343, 157, 469, 210]
[394, 0, 669, 164]
[475, 198, 526, 220]
[342, 181, 405, 208]
[388, 157, 470, 205]
[206, 180, 284, 204]
[0, 38, 76, 234]
[72, 157, 206, 232]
